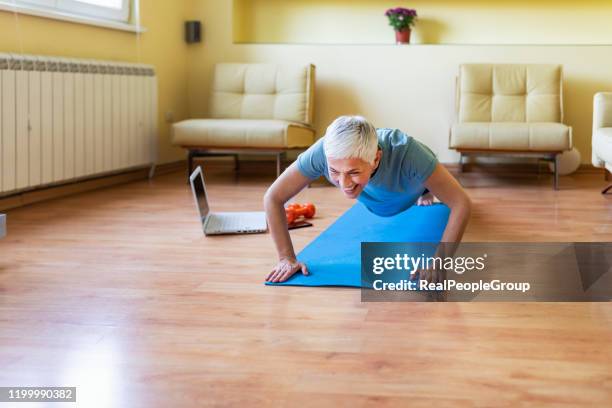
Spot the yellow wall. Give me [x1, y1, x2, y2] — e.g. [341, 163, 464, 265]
[187, 0, 612, 164]
[234, 0, 612, 45]
[0, 0, 192, 164]
[2, 1, 611, 166]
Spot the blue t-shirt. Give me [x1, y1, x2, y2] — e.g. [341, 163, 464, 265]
[296, 128, 438, 217]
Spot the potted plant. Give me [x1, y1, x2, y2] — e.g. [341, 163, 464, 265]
[385, 7, 417, 44]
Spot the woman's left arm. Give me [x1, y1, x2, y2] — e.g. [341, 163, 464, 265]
[423, 163, 472, 245]
[415, 163, 471, 287]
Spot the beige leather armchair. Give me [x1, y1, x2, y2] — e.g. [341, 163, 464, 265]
[450, 64, 573, 189]
[592, 92, 612, 194]
[172, 63, 316, 177]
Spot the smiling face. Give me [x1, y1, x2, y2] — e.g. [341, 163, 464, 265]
[327, 150, 382, 199]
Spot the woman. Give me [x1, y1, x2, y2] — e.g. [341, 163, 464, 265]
[264, 116, 471, 283]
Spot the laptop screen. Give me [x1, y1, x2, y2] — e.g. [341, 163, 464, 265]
[191, 168, 210, 220]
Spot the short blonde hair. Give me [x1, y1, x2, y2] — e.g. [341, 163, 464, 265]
[323, 116, 378, 164]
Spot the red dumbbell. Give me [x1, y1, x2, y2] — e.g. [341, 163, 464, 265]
[285, 203, 316, 225]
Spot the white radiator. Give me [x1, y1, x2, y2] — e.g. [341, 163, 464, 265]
[0, 53, 158, 196]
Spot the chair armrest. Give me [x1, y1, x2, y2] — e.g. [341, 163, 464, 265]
[594, 92, 612, 130]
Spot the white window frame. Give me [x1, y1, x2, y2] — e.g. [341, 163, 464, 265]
[18, 0, 55, 7]
[0, 0, 143, 33]
[57, 0, 129, 22]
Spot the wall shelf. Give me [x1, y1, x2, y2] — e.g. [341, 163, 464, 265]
[232, 42, 612, 47]
[233, 0, 612, 46]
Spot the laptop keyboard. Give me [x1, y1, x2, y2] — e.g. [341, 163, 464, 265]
[206, 212, 264, 233]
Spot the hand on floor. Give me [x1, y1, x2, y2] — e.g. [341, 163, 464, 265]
[411, 267, 447, 285]
[266, 257, 309, 283]
[416, 192, 435, 206]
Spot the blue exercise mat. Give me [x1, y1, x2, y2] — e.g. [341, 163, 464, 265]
[265, 202, 450, 287]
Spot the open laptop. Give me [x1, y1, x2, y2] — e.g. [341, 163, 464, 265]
[189, 166, 267, 235]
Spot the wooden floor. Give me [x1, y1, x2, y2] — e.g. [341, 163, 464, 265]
[0, 165, 611, 407]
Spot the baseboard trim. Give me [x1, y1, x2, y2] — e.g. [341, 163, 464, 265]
[0, 159, 602, 212]
[153, 160, 187, 176]
[197, 156, 600, 175]
[0, 161, 186, 212]
[445, 162, 601, 175]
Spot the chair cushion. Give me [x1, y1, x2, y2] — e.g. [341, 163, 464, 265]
[172, 119, 315, 149]
[459, 64, 563, 124]
[450, 122, 572, 151]
[594, 93, 612, 129]
[593, 128, 612, 167]
[210, 64, 315, 126]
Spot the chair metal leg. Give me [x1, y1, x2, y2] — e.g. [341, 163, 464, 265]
[600, 169, 612, 194]
[458, 153, 464, 173]
[233, 154, 240, 172]
[275, 152, 288, 177]
[553, 154, 560, 190]
[148, 163, 156, 180]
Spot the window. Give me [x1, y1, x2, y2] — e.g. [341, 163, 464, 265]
[10, 0, 130, 22]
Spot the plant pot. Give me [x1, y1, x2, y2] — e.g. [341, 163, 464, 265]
[395, 28, 411, 44]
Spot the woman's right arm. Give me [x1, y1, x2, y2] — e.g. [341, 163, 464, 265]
[263, 162, 315, 282]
